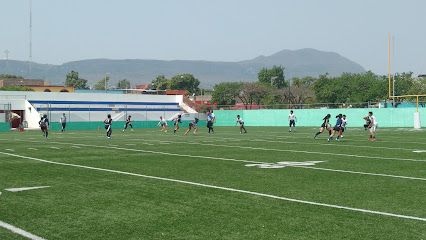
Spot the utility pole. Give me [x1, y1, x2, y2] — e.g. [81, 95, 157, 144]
[4, 49, 10, 73]
[288, 79, 291, 109]
[4, 49, 9, 60]
[29, 0, 32, 80]
[105, 72, 109, 93]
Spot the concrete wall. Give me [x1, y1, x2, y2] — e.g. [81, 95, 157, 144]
[25, 100, 42, 128]
[0, 91, 186, 129]
[0, 91, 183, 103]
[0, 122, 10, 132]
[214, 108, 425, 128]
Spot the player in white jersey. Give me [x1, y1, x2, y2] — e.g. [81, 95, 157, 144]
[288, 110, 297, 132]
[158, 116, 168, 132]
[235, 115, 247, 133]
[368, 111, 377, 141]
[340, 115, 348, 137]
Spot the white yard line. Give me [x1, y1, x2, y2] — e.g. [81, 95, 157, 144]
[292, 166, 426, 181]
[0, 220, 46, 240]
[50, 147, 60, 149]
[1, 139, 424, 181]
[5, 149, 14, 151]
[5, 186, 50, 192]
[28, 148, 38, 151]
[208, 135, 425, 152]
[70, 146, 81, 149]
[0, 151, 424, 222]
[129, 137, 426, 163]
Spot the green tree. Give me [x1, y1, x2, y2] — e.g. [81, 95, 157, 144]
[169, 74, 200, 95]
[239, 82, 269, 108]
[258, 66, 287, 89]
[392, 72, 414, 96]
[117, 79, 131, 89]
[211, 82, 243, 105]
[408, 77, 426, 95]
[93, 75, 110, 90]
[313, 71, 388, 105]
[0, 74, 24, 79]
[150, 75, 170, 90]
[65, 71, 89, 89]
[0, 86, 33, 91]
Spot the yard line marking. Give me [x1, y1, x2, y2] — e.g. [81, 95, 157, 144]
[132, 138, 426, 163]
[141, 143, 154, 146]
[0, 220, 46, 240]
[70, 146, 81, 149]
[0, 151, 425, 222]
[209, 135, 425, 152]
[50, 147, 60, 149]
[28, 148, 38, 151]
[5, 186, 50, 192]
[413, 150, 426, 153]
[1, 139, 425, 181]
[125, 144, 136, 146]
[5, 149, 14, 151]
[292, 166, 426, 181]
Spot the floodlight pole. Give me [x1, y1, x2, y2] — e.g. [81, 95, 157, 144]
[29, 0, 32, 80]
[388, 34, 391, 99]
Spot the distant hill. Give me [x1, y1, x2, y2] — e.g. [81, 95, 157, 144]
[0, 48, 365, 88]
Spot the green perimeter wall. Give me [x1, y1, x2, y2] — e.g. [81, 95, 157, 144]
[213, 108, 425, 128]
[48, 120, 206, 131]
[0, 122, 10, 132]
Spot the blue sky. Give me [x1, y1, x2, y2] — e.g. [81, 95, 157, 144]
[1, 0, 425, 76]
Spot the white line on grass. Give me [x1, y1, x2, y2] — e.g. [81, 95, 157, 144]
[5, 186, 50, 192]
[28, 148, 38, 150]
[0, 220, 46, 240]
[50, 147, 60, 149]
[70, 146, 81, 149]
[2, 139, 425, 181]
[129, 137, 426, 163]
[0, 151, 425, 222]
[292, 166, 426, 181]
[208, 135, 425, 152]
[5, 149, 14, 151]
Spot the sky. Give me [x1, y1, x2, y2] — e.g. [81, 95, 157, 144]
[1, 0, 425, 76]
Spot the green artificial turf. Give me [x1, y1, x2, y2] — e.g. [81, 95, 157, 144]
[0, 126, 425, 239]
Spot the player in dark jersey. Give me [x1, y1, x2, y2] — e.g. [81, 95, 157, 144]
[173, 115, 182, 134]
[122, 115, 133, 133]
[328, 114, 343, 141]
[104, 114, 113, 139]
[314, 114, 331, 139]
[363, 116, 371, 130]
[39, 114, 49, 139]
[206, 110, 214, 134]
[185, 118, 199, 135]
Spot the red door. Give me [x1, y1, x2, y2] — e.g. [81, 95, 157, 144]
[11, 110, 24, 128]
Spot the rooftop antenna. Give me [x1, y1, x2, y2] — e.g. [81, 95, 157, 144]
[29, 0, 32, 80]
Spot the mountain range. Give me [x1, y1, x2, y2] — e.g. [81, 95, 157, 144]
[0, 48, 366, 88]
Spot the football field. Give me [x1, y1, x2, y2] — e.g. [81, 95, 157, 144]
[0, 127, 425, 239]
